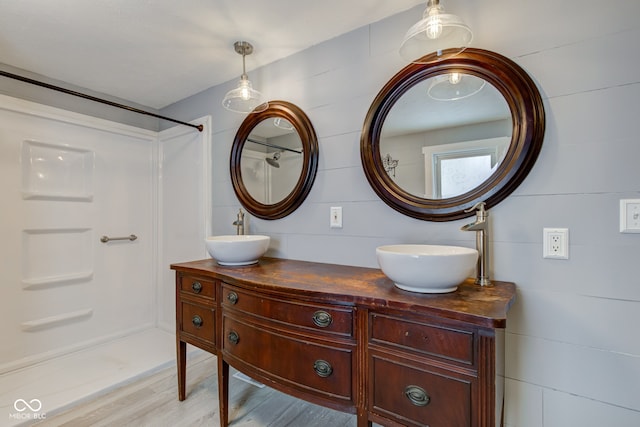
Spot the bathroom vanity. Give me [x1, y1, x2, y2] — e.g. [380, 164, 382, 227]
[172, 257, 515, 427]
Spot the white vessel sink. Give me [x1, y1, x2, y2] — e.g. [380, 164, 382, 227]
[376, 244, 478, 293]
[205, 235, 270, 266]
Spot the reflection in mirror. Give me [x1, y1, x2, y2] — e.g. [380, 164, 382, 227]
[427, 73, 485, 101]
[380, 74, 512, 199]
[231, 100, 319, 220]
[241, 118, 303, 204]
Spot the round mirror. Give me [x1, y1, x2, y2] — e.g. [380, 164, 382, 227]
[361, 48, 545, 221]
[231, 100, 319, 219]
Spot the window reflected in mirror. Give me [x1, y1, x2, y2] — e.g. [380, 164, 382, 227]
[427, 138, 509, 198]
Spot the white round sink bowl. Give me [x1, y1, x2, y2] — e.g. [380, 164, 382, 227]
[376, 244, 478, 293]
[205, 235, 270, 266]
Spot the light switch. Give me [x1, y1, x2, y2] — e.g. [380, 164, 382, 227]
[330, 206, 343, 229]
[620, 199, 640, 233]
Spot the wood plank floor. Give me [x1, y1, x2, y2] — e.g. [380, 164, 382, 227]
[34, 353, 368, 427]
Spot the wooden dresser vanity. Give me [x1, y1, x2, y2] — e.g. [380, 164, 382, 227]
[172, 257, 515, 427]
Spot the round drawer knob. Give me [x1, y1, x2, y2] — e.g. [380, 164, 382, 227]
[191, 315, 203, 328]
[312, 310, 333, 328]
[191, 281, 202, 293]
[227, 291, 238, 305]
[313, 360, 333, 378]
[228, 330, 240, 345]
[404, 385, 430, 407]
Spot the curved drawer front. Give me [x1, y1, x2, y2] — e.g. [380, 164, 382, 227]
[370, 313, 474, 364]
[181, 301, 215, 342]
[371, 356, 471, 427]
[180, 276, 216, 299]
[222, 315, 353, 402]
[222, 284, 353, 338]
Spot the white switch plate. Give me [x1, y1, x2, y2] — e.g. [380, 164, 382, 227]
[620, 199, 640, 233]
[543, 228, 569, 259]
[330, 206, 343, 228]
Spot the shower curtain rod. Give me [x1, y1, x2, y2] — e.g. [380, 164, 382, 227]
[247, 138, 302, 154]
[0, 70, 203, 132]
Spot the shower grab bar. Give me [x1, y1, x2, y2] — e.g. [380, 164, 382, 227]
[100, 234, 137, 243]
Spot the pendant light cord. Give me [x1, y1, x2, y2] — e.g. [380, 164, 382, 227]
[0, 69, 203, 132]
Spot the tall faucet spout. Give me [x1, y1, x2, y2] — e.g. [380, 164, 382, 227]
[233, 208, 245, 235]
[460, 221, 485, 232]
[461, 202, 491, 286]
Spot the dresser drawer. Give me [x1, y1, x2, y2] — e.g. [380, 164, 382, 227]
[180, 275, 216, 300]
[370, 313, 474, 364]
[180, 301, 215, 342]
[371, 355, 471, 427]
[222, 315, 353, 402]
[221, 284, 353, 338]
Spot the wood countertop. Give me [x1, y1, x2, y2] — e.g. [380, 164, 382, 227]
[171, 257, 516, 329]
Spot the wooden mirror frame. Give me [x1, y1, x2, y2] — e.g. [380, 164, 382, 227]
[230, 100, 319, 220]
[361, 48, 545, 221]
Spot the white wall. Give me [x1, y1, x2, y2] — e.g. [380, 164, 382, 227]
[161, 0, 640, 424]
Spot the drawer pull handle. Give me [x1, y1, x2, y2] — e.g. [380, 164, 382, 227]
[191, 315, 203, 328]
[227, 291, 238, 305]
[191, 281, 202, 293]
[404, 385, 430, 407]
[228, 330, 240, 345]
[313, 360, 333, 378]
[312, 310, 333, 328]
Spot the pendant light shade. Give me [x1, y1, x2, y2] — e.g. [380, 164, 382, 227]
[273, 117, 294, 131]
[399, 0, 472, 63]
[427, 73, 486, 101]
[222, 41, 268, 114]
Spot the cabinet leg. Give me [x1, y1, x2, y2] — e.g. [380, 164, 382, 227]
[356, 412, 372, 427]
[177, 340, 186, 401]
[218, 356, 229, 427]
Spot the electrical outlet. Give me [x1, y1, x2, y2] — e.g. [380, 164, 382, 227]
[330, 206, 343, 228]
[543, 228, 569, 259]
[620, 199, 640, 233]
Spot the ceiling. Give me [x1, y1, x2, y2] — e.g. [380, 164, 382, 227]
[0, 0, 425, 109]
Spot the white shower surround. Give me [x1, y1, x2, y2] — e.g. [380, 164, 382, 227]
[0, 94, 210, 420]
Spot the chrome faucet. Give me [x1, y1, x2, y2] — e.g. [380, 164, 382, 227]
[233, 208, 245, 235]
[460, 202, 491, 286]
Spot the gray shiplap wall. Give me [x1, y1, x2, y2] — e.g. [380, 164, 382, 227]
[161, 1, 640, 424]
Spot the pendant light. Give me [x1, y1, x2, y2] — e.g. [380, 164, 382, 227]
[399, 0, 472, 63]
[427, 72, 486, 101]
[273, 117, 294, 131]
[222, 41, 268, 113]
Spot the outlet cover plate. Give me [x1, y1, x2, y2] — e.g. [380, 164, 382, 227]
[543, 228, 569, 259]
[620, 199, 640, 233]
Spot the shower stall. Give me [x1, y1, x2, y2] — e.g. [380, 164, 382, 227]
[0, 94, 210, 422]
